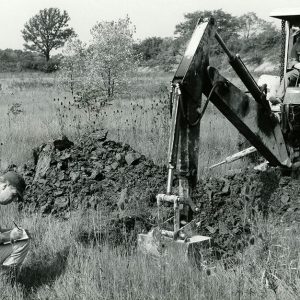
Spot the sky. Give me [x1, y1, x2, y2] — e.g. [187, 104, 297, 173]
[0, 0, 300, 50]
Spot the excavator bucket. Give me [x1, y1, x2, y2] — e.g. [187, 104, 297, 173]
[138, 19, 215, 261]
[138, 228, 211, 265]
[138, 194, 210, 262]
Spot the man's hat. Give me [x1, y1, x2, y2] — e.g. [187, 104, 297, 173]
[3, 171, 26, 199]
[0, 171, 26, 203]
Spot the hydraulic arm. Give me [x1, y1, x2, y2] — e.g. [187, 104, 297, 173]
[174, 18, 291, 169]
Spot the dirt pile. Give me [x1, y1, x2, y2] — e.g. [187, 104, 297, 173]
[192, 170, 300, 258]
[16, 130, 166, 238]
[11, 129, 300, 255]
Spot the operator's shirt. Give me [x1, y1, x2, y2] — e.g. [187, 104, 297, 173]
[291, 42, 300, 62]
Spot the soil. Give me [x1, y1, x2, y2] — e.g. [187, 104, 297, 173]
[8, 129, 300, 257]
[192, 169, 300, 258]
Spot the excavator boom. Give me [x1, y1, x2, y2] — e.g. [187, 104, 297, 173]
[175, 18, 290, 168]
[205, 66, 291, 167]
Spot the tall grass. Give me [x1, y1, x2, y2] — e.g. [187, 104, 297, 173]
[0, 72, 100, 169]
[0, 70, 245, 174]
[0, 204, 299, 299]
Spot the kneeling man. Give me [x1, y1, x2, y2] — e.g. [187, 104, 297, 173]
[0, 172, 30, 277]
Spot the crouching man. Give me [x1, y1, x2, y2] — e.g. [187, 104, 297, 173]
[0, 172, 30, 280]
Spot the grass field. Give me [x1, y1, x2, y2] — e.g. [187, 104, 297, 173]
[1, 70, 298, 299]
[0, 203, 299, 299]
[0, 70, 244, 174]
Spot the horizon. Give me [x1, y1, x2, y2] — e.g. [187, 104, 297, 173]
[0, 0, 300, 50]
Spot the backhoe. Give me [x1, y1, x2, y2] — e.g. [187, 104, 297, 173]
[138, 8, 300, 258]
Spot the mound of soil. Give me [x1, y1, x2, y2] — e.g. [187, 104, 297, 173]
[192, 170, 300, 258]
[11, 130, 300, 256]
[18, 130, 165, 217]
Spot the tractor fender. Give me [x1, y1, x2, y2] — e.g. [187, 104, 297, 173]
[257, 74, 280, 100]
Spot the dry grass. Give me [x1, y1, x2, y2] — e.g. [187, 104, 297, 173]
[0, 70, 245, 174]
[0, 72, 99, 169]
[1, 70, 298, 299]
[0, 69, 247, 175]
[0, 204, 299, 299]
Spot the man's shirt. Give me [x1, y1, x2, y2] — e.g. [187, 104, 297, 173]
[290, 41, 300, 64]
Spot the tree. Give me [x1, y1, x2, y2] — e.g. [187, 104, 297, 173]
[133, 37, 178, 70]
[22, 8, 75, 61]
[60, 38, 87, 96]
[256, 24, 281, 49]
[84, 16, 138, 101]
[174, 9, 240, 52]
[154, 37, 178, 70]
[135, 37, 164, 60]
[237, 13, 280, 61]
[238, 12, 271, 40]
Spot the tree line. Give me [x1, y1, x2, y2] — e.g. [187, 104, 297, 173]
[0, 8, 280, 74]
[0, 8, 281, 104]
[0, 49, 61, 72]
[134, 10, 281, 70]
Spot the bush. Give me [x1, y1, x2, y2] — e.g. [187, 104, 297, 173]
[0, 49, 62, 73]
[60, 17, 138, 106]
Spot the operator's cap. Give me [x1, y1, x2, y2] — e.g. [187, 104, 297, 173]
[0, 171, 26, 204]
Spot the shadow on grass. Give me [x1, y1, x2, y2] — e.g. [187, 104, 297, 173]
[17, 246, 70, 295]
[75, 216, 151, 252]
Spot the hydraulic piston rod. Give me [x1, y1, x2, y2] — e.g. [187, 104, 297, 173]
[215, 32, 270, 112]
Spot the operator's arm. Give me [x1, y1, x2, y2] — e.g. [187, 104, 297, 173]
[289, 44, 300, 67]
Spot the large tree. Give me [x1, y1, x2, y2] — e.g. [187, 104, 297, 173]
[22, 8, 75, 61]
[175, 9, 239, 41]
[174, 9, 240, 54]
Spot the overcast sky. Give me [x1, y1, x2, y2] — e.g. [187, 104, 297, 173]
[0, 0, 300, 49]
